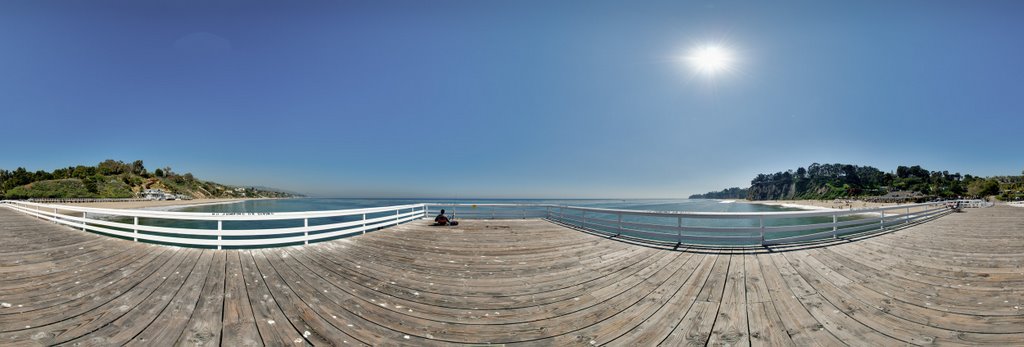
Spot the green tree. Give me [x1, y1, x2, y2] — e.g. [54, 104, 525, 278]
[72, 165, 96, 179]
[83, 177, 99, 194]
[155, 168, 164, 177]
[97, 159, 128, 175]
[2, 168, 32, 191]
[130, 160, 146, 175]
[967, 179, 1000, 198]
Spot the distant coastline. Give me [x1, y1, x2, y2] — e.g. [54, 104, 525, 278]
[690, 162, 1021, 202]
[60, 198, 252, 210]
[0, 159, 301, 200]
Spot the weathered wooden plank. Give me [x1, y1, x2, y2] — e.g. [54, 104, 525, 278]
[290, 239, 669, 325]
[42, 248, 196, 345]
[58, 248, 208, 345]
[695, 253, 730, 303]
[221, 251, 263, 346]
[660, 301, 719, 346]
[608, 254, 714, 345]
[127, 250, 215, 345]
[759, 253, 845, 347]
[782, 252, 901, 345]
[709, 255, 749, 346]
[746, 302, 793, 347]
[0, 245, 166, 315]
[538, 253, 698, 345]
[252, 249, 359, 345]
[743, 254, 771, 304]
[176, 250, 227, 346]
[0, 247, 186, 341]
[237, 250, 306, 345]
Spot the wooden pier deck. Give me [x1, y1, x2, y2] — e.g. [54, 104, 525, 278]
[1, 206, 1021, 346]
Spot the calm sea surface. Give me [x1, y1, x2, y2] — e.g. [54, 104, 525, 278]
[172, 198, 803, 214]
[167, 198, 806, 217]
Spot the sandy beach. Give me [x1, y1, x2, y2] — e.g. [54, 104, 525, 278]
[738, 199, 936, 213]
[59, 198, 248, 210]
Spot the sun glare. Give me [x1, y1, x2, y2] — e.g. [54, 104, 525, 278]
[686, 44, 735, 76]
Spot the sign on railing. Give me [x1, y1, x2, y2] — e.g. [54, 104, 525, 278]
[952, 199, 994, 208]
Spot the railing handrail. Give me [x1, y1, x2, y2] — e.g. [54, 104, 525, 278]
[2, 200, 426, 221]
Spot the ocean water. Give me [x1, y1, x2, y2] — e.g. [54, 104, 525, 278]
[150, 198, 867, 246]
[172, 198, 803, 214]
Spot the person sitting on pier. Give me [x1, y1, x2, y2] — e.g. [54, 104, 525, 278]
[434, 209, 450, 226]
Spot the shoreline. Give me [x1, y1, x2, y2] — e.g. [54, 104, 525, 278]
[738, 200, 839, 211]
[139, 199, 250, 211]
[59, 198, 251, 210]
[734, 199, 940, 216]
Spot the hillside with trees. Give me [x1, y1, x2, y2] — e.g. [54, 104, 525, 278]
[692, 163, 1022, 202]
[0, 159, 301, 200]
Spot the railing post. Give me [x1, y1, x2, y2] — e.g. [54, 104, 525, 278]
[880, 210, 885, 230]
[759, 217, 765, 245]
[560, 207, 564, 222]
[304, 218, 309, 245]
[617, 213, 622, 236]
[906, 207, 910, 224]
[82, 212, 87, 231]
[832, 214, 837, 239]
[582, 211, 587, 228]
[677, 216, 683, 245]
[545, 206, 550, 219]
[362, 213, 367, 234]
[396, 209, 400, 225]
[217, 220, 223, 250]
[53, 207, 57, 224]
[133, 216, 139, 242]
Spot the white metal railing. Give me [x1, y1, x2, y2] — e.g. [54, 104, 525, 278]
[1007, 201, 1024, 207]
[1, 200, 955, 248]
[425, 201, 953, 247]
[1, 200, 427, 249]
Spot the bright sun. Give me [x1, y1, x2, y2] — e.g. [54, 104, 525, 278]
[686, 44, 735, 76]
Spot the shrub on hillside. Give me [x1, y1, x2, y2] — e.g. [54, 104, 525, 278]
[5, 179, 94, 199]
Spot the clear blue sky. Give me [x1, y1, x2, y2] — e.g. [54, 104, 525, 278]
[1, 1, 1021, 198]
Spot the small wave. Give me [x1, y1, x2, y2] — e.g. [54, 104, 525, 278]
[719, 200, 735, 204]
